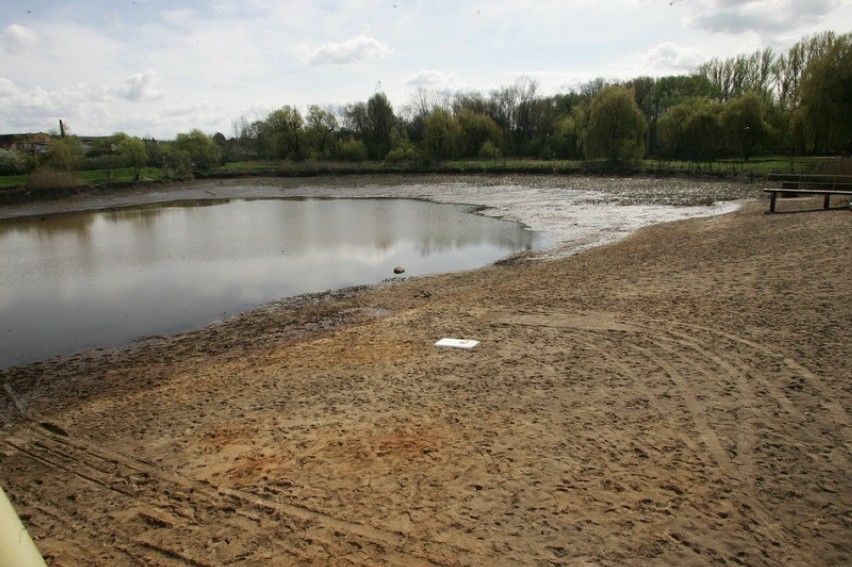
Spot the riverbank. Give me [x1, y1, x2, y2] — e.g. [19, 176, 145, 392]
[0, 182, 849, 565]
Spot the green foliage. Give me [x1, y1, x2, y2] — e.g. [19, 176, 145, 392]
[366, 92, 396, 160]
[173, 129, 222, 171]
[478, 140, 501, 160]
[422, 109, 462, 161]
[47, 136, 84, 171]
[158, 143, 193, 178]
[118, 136, 148, 180]
[719, 92, 773, 160]
[336, 137, 369, 162]
[6, 29, 848, 188]
[550, 114, 582, 159]
[658, 98, 723, 161]
[266, 106, 306, 161]
[384, 127, 417, 163]
[456, 110, 502, 158]
[585, 85, 647, 162]
[0, 149, 26, 175]
[799, 34, 852, 153]
[304, 105, 339, 158]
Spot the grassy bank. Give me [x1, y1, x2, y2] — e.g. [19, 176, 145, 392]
[0, 155, 830, 199]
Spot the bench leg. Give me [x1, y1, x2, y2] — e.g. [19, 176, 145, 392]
[769, 191, 777, 213]
[824, 194, 831, 209]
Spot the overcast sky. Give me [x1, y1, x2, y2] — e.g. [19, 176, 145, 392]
[1, 0, 849, 139]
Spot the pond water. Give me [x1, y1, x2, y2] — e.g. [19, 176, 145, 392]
[0, 197, 546, 368]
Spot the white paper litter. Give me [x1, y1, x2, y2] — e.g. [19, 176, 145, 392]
[434, 338, 480, 349]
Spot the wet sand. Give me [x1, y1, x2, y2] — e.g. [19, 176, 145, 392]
[0, 184, 850, 565]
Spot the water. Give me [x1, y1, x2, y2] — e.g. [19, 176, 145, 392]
[0, 197, 546, 368]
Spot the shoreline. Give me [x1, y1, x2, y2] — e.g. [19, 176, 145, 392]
[1, 175, 747, 371]
[1, 181, 849, 565]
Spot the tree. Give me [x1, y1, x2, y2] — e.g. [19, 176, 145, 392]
[173, 129, 222, 171]
[422, 109, 462, 161]
[230, 115, 263, 160]
[0, 148, 26, 175]
[383, 125, 418, 163]
[366, 92, 396, 160]
[699, 48, 776, 101]
[585, 85, 647, 162]
[798, 34, 852, 153]
[658, 98, 722, 161]
[335, 137, 368, 161]
[47, 136, 83, 171]
[158, 143, 192, 178]
[642, 74, 717, 156]
[773, 31, 842, 110]
[719, 92, 772, 161]
[304, 105, 338, 158]
[550, 114, 582, 159]
[456, 110, 502, 158]
[488, 76, 541, 155]
[118, 136, 148, 180]
[266, 106, 305, 161]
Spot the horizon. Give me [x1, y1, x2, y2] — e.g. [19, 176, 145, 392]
[2, 1, 850, 140]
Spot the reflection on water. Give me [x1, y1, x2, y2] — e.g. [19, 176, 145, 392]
[0, 197, 546, 368]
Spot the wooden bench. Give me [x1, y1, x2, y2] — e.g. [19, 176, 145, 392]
[763, 174, 852, 213]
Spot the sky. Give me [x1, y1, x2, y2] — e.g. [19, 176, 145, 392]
[1, 0, 850, 139]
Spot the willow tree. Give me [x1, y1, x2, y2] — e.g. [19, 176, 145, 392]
[585, 85, 647, 162]
[266, 106, 305, 161]
[798, 34, 852, 153]
[422, 109, 462, 161]
[658, 97, 722, 161]
[719, 92, 773, 161]
[118, 136, 148, 180]
[173, 129, 222, 171]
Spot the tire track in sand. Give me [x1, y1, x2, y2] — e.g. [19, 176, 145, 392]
[485, 310, 808, 564]
[3, 423, 485, 566]
[664, 320, 851, 458]
[574, 331, 803, 565]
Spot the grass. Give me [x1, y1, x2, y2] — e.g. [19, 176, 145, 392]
[0, 174, 28, 188]
[0, 155, 835, 192]
[77, 167, 167, 184]
[0, 167, 166, 189]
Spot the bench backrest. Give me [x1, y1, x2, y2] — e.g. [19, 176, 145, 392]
[767, 174, 852, 191]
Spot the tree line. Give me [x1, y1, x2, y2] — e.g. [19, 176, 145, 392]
[2, 30, 848, 179]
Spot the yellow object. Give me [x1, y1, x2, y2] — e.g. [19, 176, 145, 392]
[0, 485, 47, 566]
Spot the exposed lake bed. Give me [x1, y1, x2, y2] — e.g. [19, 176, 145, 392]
[4, 177, 846, 566]
[0, 175, 753, 367]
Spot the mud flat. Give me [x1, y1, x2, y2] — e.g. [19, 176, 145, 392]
[0, 179, 849, 565]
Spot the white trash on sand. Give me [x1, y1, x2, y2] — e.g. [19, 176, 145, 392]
[435, 338, 480, 349]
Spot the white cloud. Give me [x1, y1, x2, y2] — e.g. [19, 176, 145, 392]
[405, 70, 458, 88]
[644, 42, 710, 72]
[111, 71, 166, 102]
[2, 24, 40, 54]
[0, 77, 17, 97]
[304, 35, 391, 65]
[686, 0, 840, 35]
[0, 1, 849, 138]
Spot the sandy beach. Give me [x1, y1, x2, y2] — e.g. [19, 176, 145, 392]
[0, 179, 850, 565]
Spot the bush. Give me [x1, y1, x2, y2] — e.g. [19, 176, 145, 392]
[479, 140, 501, 160]
[336, 138, 369, 162]
[384, 146, 417, 164]
[27, 167, 84, 192]
[0, 149, 26, 175]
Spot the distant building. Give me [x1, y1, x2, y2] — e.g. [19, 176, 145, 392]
[0, 133, 52, 154]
